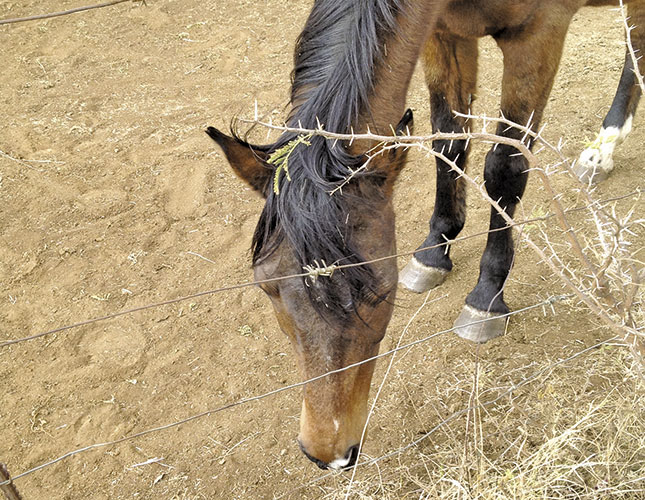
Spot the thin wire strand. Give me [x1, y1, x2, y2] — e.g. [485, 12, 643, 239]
[345, 291, 439, 498]
[0, 0, 140, 26]
[0, 275, 303, 347]
[1, 191, 635, 349]
[0, 294, 569, 487]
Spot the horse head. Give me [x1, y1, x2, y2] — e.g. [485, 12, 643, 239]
[207, 109, 413, 469]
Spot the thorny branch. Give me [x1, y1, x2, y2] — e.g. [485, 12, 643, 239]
[241, 114, 643, 370]
[0, 2, 642, 495]
[618, 0, 645, 94]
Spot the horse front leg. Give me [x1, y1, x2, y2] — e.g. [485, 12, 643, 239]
[576, 1, 645, 184]
[454, 14, 572, 343]
[400, 33, 478, 292]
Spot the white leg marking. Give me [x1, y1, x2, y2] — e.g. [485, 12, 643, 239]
[576, 116, 633, 184]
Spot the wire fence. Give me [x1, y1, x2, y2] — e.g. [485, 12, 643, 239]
[0, 135, 641, 493]
[1, 178, 629, 492]
[1, 134, 642, 496]
[0, 293, 598, 488]
[0, 0, 143, 26]
[0, 190, 637, 349]
[1, 2, 643, 497]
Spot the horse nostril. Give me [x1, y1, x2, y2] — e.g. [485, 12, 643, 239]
[298, 440, 360, 470]
[330, 444, 360, 470]
[344, 444, 359, 469]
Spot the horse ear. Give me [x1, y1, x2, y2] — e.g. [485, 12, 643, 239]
[379, 108, 414, 194]
[206, 127, 272, 196]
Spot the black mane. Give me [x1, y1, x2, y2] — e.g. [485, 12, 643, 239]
[251, 0, 407, 322]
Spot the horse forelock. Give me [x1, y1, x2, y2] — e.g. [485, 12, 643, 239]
[251, 0, 407, 322]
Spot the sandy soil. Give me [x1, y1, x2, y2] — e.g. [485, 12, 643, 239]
[1, 1, 643, 499]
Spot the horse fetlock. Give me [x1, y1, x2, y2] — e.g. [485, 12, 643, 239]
[399, 257, 449, 293]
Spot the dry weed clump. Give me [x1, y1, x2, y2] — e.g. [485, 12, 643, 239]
[322, 346, 644, 500]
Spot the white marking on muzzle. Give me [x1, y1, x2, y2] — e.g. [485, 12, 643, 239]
[328, 453, 353, 471]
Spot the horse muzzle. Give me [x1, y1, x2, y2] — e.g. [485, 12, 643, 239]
[299, 440, 360, 470]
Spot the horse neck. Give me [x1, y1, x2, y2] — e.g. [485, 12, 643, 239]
[359, 0, 446, 136]
[287, 0, 444, 145]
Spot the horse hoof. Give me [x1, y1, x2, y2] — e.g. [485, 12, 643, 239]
[453, 305, 507, 343]
[575, 149, 612, 185]
[575, 126, 627, 185]
[399, 257, 448, 293]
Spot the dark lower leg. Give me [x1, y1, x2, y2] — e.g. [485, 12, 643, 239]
[465, 143, 528, 313]
[576, 3, 644, 183]
[611, 0, 645, 126]
[465, 209, 515, 314]
[463, 11, 566, 314]
[401, 34, 477, 293]
[413, 94, 468, 271]
[603, 51, 641, 130]
[455, 9, 570, 341]
[413, 34, 477, 270]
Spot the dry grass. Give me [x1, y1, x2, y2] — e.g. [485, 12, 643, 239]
[318, 345, 644, 499]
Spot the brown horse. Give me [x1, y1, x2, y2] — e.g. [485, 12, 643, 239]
[208, 0, 643, 470]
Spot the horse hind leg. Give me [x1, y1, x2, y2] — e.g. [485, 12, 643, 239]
[454, 15, 572, 343]
[400, 34, 478, 293]
[575, 2, 645, 184]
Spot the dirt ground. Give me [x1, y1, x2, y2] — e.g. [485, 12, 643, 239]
[1, 1, 643, 499]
